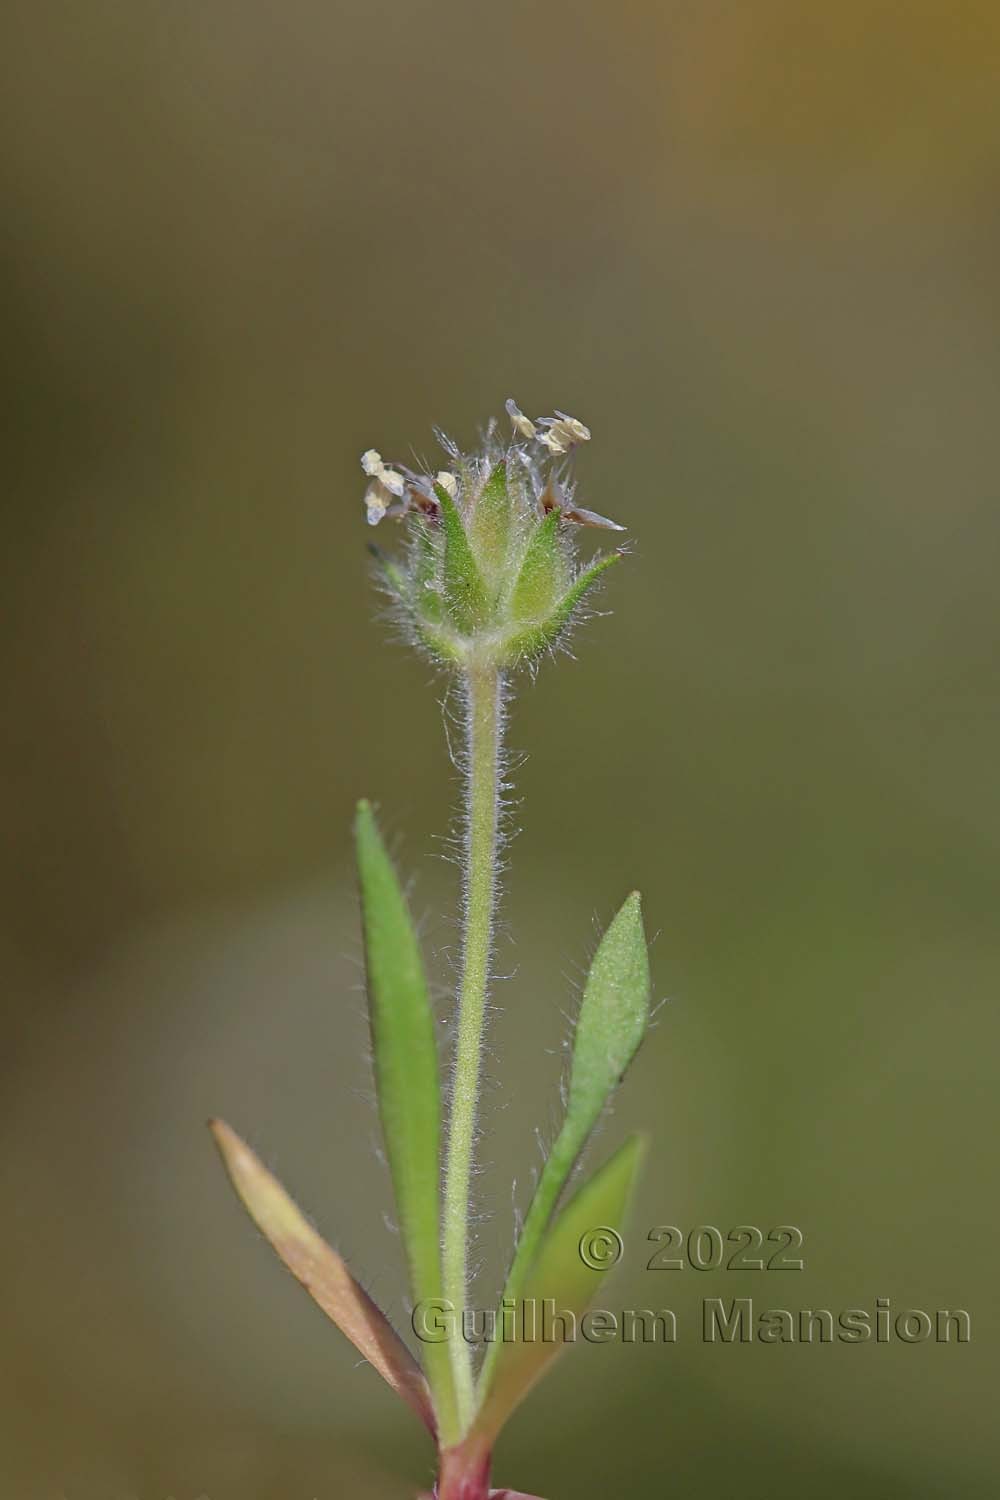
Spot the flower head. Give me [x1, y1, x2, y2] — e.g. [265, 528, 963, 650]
[361, 401, 626, 670]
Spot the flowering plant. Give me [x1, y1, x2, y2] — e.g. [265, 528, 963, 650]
[212, 401, 652, 1499]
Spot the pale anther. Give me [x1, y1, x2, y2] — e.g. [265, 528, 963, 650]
[364, 480, 390, 526]
[505, 398, 537, 441]
[554, 411, 591, 443]
[379, 467, 406, 497]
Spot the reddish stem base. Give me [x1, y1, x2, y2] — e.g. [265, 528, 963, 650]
[435, 1440, 492, 1500]
[420, 1491, 542, 1500]
[416, 1438, 546, 1500]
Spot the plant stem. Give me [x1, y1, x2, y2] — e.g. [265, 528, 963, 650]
[442, 659, 504, 1430]
[436, 1434, 492, 1500]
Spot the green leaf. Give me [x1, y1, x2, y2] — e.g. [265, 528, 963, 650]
[565, 891, 650, 1123]
[473, 1135, 645, 1445]
[479, 894, 649, 1395]
[210, 1119, 436, 1434]
[354, 800, 458, 1437]
[470, 459, 513, 576]
[435, 484, 488, 633]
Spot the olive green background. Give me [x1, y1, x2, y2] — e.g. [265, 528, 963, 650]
[2, 2, 998, 1496]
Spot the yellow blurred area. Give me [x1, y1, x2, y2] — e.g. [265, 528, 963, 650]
[669, 1, 1000, 189]
[2, 1, 998, 1496]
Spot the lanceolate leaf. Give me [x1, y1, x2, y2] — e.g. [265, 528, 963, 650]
[480, 894, 649, 1394]
[209, 1119, 435, 1433]
[354, 800, 458, 1437]
[474, 1135, 645, 1446]
[564, 891, 650, 1128]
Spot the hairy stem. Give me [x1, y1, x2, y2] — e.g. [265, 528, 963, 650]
[442, 660, 504, 1430]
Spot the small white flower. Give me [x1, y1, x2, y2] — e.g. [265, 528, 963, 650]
[505, 398, 537, 441]
[358, 400, 625, 670]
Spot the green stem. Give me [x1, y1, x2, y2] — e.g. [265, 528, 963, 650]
[442, 660, 504, 1431]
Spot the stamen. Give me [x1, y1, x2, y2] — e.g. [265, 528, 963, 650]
[505, 398, 537, 441]
[361, 448, 405, 497]
[380, 467, 406, 497]
[364, 480, 391, 526]
[554, 411, 591, 443]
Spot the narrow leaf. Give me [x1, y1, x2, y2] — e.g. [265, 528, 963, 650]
[565, 891, 650, 1126]
[474, 1136, 645, 1445]
[209, 1118, 435, 1433]
[480, 894, 649, 1394]
[354, 800, 458, 1436]
[435, 484, 488, 632]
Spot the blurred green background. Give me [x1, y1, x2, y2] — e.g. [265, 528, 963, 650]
[2, 1, 998, 1496]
